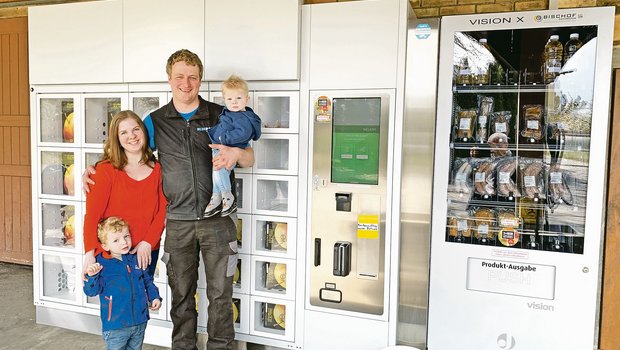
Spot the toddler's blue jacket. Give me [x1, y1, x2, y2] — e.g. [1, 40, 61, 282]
[207, 106, 262, 148]
[83, 253, 161, 331]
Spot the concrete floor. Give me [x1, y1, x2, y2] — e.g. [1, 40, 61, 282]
[0, 262, 272, 350]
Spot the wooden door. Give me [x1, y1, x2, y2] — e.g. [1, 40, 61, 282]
[0, 16, 31, 265]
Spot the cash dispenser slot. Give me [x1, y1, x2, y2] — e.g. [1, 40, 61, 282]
[314, 238, 321, 266]
[333, 241, 352, 276]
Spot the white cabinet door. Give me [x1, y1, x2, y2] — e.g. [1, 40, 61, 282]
[123, 0, 205, 83]
[28, 1, 123, 84]
[307, 0, 400, 89]
[204, 0, 300, 81]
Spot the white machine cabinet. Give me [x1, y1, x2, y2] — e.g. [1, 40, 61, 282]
[123, 0, 205, 83]
[204, 0, 300, 81]
[28, 1, 123, 84]
[31, 83, 303, 349]
[428, 7, 615, 350]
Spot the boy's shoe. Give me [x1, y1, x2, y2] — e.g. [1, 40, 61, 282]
[220, 197, 237, 217]
[204, 194, 222, 218]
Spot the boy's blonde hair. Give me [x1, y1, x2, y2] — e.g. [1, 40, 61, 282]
[97, 217, 129, 246]
[222, 74, 249, 96]
[166, 49, 204, 80]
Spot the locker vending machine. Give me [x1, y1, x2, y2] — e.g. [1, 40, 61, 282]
[309, 91, 392, 317]
[301, 0, 421, 349]
[428, 7, 614, 350]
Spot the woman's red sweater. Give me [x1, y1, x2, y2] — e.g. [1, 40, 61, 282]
[83, 161, 167, 254]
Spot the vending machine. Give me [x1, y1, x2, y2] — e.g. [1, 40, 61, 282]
[428, 7, 614, 350]
[301, 0, 420, 349]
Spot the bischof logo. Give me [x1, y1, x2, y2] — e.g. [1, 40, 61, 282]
[534, 15, 543, 22]
[497, 333, 516, 350]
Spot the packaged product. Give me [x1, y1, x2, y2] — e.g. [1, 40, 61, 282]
[455, 108, 477, 141]
[521, 104, 544, 142]
[489, 111, 512, 138]
[473, 158, 496, 196]
[472, 207, 496, 240]
[495, 156, 520, 198]
[452, 158, 473, 194]
[476, 95, 494, 142]
[519, 158, 546, 199]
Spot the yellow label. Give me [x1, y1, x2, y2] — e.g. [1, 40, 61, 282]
[357, 214, 379, 239]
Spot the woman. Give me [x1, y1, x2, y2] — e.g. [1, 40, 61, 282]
[82, 110, 166, 277]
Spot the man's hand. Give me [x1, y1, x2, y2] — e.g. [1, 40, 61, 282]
[130, 241, 152, 270]
[85, 262, 103, 277]
[150, 299, 162, 311]
[82, 165, 96, 193]
[210, 144, 254, 170]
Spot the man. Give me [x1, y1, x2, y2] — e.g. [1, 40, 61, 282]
[84, 49, 253, 350]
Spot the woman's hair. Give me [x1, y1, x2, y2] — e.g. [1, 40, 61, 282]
[101, 110, 153, 170]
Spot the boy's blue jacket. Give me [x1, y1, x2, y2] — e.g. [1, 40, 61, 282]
[207, 106, 261, 148]
[83, 253, 161, 331]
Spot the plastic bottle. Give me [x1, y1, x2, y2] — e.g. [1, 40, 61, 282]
[544, 35, 563, 84]
[477, 38, 490, 84]
[563, 33, 582, 62]
[456, 57, 471, 85]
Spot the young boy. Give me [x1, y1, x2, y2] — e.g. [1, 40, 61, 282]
[204, 74, 262, 217]
[83, 216, 162, 350]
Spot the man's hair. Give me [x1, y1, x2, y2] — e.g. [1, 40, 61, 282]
[166, 49, 204, 80]
[221, 74, 249, 96]
[101, 110, 153, 170]
[97, 217, 129, 246]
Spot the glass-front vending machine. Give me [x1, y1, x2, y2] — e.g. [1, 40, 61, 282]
[428, 7, 614, 350]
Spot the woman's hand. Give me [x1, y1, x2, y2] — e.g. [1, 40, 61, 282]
[82, 250, 96, 281]
[130, 241, 152, 270]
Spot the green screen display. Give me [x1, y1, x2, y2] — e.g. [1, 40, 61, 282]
[331, 98, 381, 185]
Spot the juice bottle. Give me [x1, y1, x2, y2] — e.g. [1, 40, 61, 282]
[563, 33, 582, 62]
[544, 35, 563, 84]
[477, 38, 490, 84]
[456, 57, 471, 85]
